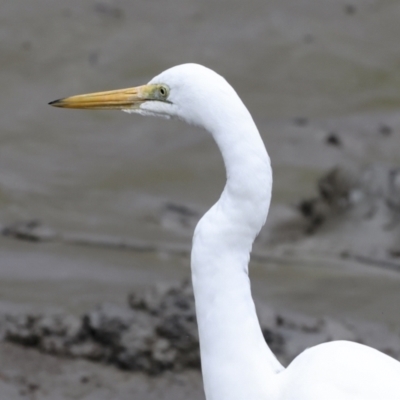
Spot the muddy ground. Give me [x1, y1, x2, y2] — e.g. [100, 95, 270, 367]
[0, 278, 399, 399]
[1, 0, 400, 399]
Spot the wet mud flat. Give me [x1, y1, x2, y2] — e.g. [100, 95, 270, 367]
[2, 110, 400, 399]
[0, 342, 204, 400]
[2, 0, 400, 398]
[0, 280, 399, 400]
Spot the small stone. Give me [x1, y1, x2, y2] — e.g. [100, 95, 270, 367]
[27, 383, 39, 392]
[325, 132, 342, 147]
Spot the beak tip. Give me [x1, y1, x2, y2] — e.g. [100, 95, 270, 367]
[49, 98, 64, 107]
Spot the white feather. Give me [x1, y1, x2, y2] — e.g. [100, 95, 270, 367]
[130, 64, 400, 399]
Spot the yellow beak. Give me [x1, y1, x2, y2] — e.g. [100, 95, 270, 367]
[49, 85, 150, 110]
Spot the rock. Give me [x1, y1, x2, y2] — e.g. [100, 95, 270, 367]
[325, 132, 342, 147]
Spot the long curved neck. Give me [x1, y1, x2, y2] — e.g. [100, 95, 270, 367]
[191, 99, 283, 400]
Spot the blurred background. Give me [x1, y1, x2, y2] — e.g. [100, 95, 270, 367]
[1, 0, 400, 398]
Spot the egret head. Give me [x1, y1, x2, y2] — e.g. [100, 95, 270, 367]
[49, 64, 240, 129]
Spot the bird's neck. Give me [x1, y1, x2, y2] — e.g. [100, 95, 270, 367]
[191, 107, 283, 400]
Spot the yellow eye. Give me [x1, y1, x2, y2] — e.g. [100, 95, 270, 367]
[157, 85, 169, 99]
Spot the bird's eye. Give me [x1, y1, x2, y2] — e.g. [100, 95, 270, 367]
[158, 85, 169, 99]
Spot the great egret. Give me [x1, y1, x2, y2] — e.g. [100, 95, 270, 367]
[50, 64, 400, 399]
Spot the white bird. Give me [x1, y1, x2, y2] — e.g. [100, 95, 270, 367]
[50, 63, 400, 399]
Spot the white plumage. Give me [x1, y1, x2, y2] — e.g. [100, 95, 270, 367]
[51, 63, 400, 399]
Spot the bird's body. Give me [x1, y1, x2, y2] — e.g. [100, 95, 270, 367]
[51, 63, 400, 399]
